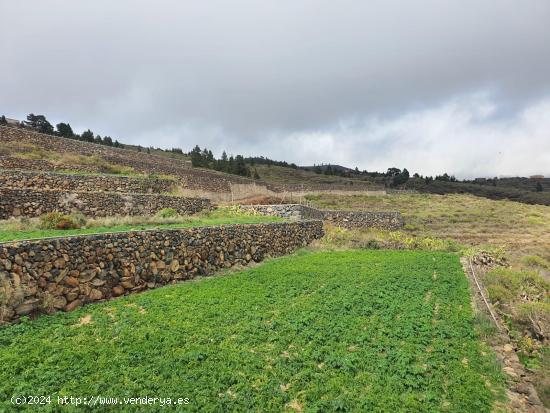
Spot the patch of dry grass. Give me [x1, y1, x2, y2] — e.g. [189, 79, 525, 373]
[1, 141, 137, 175]
[307, 193, 550, 268]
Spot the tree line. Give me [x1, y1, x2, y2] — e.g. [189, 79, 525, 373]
[190, 146, 260, 179]
[1, 113, 123, 148]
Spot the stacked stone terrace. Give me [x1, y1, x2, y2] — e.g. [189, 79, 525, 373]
[0, 126, 281, 193]
[0, 221, 323, 323]
[0, 169, 211, 219]
[240, 204, 404, 230]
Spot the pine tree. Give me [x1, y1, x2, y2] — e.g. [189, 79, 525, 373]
[56, 122, 74, 138]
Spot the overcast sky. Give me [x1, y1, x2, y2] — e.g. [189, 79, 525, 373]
[1, 1, 549, 178]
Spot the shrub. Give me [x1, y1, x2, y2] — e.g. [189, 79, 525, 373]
[485, 268, 549, 307]
[39, 212, 82, 230]
[521, 255, 550, 270]
[365, 239, 380, 249]
[155, 208, 178, 218]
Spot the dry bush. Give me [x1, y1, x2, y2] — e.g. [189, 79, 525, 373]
[39, 212, 84, 230]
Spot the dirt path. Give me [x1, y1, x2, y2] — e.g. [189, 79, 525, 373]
[461, 257, 547, 412]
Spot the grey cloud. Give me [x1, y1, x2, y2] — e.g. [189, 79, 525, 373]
[1, 0, 549, 177]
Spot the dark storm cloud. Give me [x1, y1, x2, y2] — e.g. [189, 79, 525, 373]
[1, 0, 549, 177]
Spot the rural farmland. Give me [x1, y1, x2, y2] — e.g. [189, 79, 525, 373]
[2, 1, 550, 411]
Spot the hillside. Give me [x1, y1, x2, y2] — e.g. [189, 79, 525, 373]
[252, 164, 379, 190]
[0, 126, 279, 196]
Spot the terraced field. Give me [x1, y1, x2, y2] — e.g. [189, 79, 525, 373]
[307, 192, 550, 264]
[0, 251, 503, 412]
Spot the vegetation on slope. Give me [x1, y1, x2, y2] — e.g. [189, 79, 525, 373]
[0, 251, 503, 412]
[0, 207, 282, 243]
[306, 192, 550, 262]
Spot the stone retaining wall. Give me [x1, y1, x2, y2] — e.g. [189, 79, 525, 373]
[0, 188, 210, 219]
[0, 156, 98, 174]
[322, 210, 403, 230]
[1, 126, 280, 193]
[240, 204, 403, 230]
[0, 220, 324, 323]
[240, 204, 324, 220]
[0, 169, 176, 194]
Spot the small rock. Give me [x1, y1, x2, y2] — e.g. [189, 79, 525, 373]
[503, 344, 514, 353]
[53, 296, 67, 309]
[65, 299, 82, 312]
[112, 285, 125, 296]
[15, 302, 35, 316]
[503, 366, 519, 378]
[170, 260, 180, 272]
[65, 277, 80, 287]
[515, 383, 530, 395]
[88, 289, 103, 301]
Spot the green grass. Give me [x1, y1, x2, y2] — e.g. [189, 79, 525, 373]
[0, 215, 282, 243]
[0, 251, 503, 412]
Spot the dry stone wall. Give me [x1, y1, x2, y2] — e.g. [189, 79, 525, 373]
[0, 220, 324, 323]
[240, 204, 324, 220]
[322, 210, 403, 230]
[0, 169, 176, 194]
[1, 126, 281, 193]
[0, 188, 210, 219]
[241, 204, 403, 230]
[0, 156, 99, 174]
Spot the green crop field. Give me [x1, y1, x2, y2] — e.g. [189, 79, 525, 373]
[0, 251, 502, 412]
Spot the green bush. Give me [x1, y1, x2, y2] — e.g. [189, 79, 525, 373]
[39, 212, 83, 230]
[365, 239, 381, 249]
[485, 268, 549, 307]
[521, 255, 550, 270]
[155, 208, 178, 218]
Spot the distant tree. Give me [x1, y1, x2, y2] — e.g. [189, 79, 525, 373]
[536, 182, 544, 192]
[253, 168, 260, 180]
[190, 145, 203, 167]
[314, 164, 322, 174]
[114, 140, 122, 148]
[25, 113, 54, 134]
[103, 136, 113, 146]
[137, 145, 142, 152]
[392, 168, 410, 187]
[55, 122, 74, 138]
[234, 155, 249, 176]
[94, 135, 103, 145]
[413, 172, 420, 178]
[0, 115, 7, 125]
[386, 167, 401, 177]
[81, 129, 94, 142]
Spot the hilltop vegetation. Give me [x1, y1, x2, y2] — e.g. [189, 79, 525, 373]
[3, 114, 547, 205]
